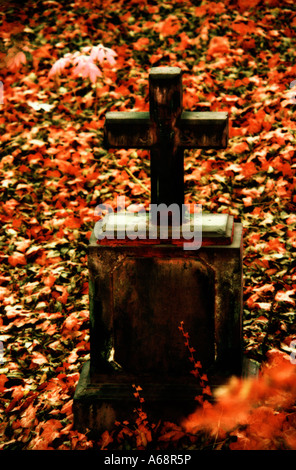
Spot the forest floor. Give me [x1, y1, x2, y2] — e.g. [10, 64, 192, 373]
[1, 0, 296, 450]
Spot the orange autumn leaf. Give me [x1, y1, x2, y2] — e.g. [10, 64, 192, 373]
[56, 286, 69, 304]
[0, 286, 9, 301]
[133, 37, 150, 51]
[62, 312, 79, 331]
[14, 240, 31, 253]
[275, 290, 295, 305]
[39, 419, 63, 446]
[30, 352, 48, 366]
[156, 15, 181, 37]
[248, 407, 286, 440]
[231, 141, 249, 154]
[207, 36, 230, 56]
[241, 162, 257, 178]
[237, 0, 261, 11]
[100, 430, 113, 450]
[43, 274, 56, 287]
[20, 403, 37, 428]
[6, 50, 26, 72]
[264, 238, 286, 253]
[231, 21, 257, 36]
[0, 374, 8, 393]
[8, 252, 27, 267]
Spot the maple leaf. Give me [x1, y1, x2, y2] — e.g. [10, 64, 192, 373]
[275, 290, 295, 305]
[100, 430, 113, 450]
[0, 374, 8, 393]
[6, 50, 26, 72]
[237, 0, 261, 11]
[207, 36, 230, 57]
[231, 141, 249, 154]
[89, 44, 117, 65]
[133, 37, 150, 51]
[43, 274, 56, 288]
[8, 252, 27, 267]
[20, 403, 36, 428]
[71, 55, 102, 83]
[0, 286, 9, 301]
[241, 162, 257, 178]
[30, 352, 48, 366]
[159, 15, 181, 36]
[48, 56, 72, 77]
[39, 419, 63, 447]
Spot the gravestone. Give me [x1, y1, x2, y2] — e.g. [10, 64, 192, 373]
[73, 67, 243, 434]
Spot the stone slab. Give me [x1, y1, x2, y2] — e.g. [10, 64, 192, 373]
[95, 213, 234, 246]
[96, 213, 230, 237]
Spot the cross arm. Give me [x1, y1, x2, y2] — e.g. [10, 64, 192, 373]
[104, 111, 155, 149]
[178, 111, 228, 149]
[104, 110, 228, 150]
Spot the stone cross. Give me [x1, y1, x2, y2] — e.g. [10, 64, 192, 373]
[104, 66, 228, 210]
[72, 67, 249, 436]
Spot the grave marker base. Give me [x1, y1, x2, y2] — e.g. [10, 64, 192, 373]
[73, 359, 259, 435]
[74, 362, 217, 435]
[73, 223, 252, 435]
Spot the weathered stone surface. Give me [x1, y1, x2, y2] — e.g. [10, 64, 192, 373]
[113, 256, 215, 375]
[73, 223, 243, 433]
[88, 223, 243, 379]
[95, 213, 233, 245]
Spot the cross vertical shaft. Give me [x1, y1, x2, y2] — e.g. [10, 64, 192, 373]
[149, 67, 184, 209]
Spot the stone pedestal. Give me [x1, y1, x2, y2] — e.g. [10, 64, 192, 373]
[73, 223, 243, 435]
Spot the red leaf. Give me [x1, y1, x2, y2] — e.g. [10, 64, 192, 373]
[43, 274, 56, 288]
[30, 352, 48, 366]
[20, 403, 36, 428]
[264, 239, 286, 254]
[0, 374, 8, 393]
[156, 16, 181, 37]
[56, 286, 69, 304]
[8, 252, 27, 267]
[241, 162, 257, 178]
[207, 37, 230, 57]
[100, 430, 113, 450]
[232, 142, 249, 154]
[133, 37, 150, 51]
[6, 50, 26, 72]
[40, 419, 63, 445]
[202, 385, 212, 396]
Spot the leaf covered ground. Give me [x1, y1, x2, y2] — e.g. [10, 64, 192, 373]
[1, 0, 296, 450]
